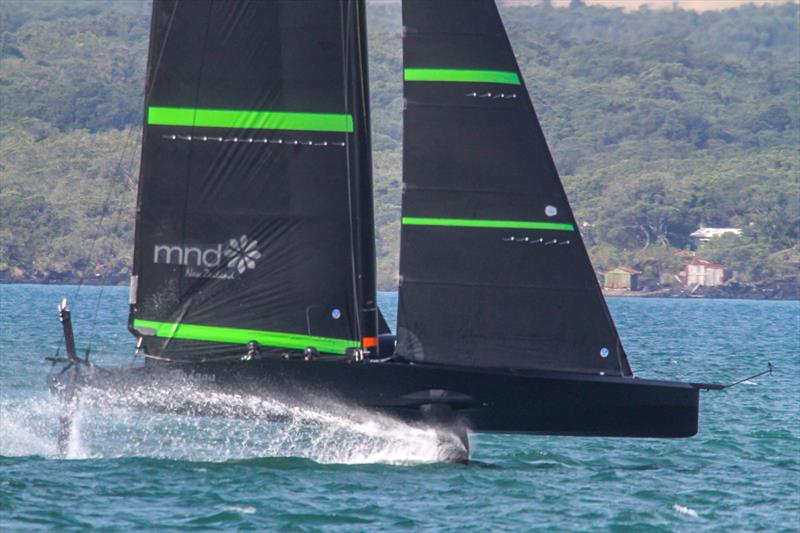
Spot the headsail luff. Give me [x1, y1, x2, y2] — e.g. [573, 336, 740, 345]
[397, 0, 632, 376]
[129, 0, 377, 360]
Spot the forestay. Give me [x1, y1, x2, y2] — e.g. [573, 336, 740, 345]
[397, 0, 632, 375]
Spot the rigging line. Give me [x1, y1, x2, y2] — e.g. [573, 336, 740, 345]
[86, 128, 144, 354]
[69, 121, 138, 306]
[355, 0, 378, 342]
[341, 0, 363, 346]
[55, 124, 140, 358]
[725, 362, 773, 388]
[69, 1, 181, 356]
[70, 1, 179, 304]
[691, 363, 773, 391]
[126, 0, 180, 318]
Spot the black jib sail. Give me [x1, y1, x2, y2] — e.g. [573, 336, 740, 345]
[129, 0, 378, 360]
[397, 0, 632, 376]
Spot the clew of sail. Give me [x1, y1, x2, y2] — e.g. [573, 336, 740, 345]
[129, 0, 377, 360]
[397, 0, 632, 376]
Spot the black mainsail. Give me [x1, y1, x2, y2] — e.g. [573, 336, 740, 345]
[129, 0, 378, 360]
[397, 0, 632, 376]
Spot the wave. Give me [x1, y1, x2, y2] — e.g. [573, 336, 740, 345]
[672, 504, 699, 518]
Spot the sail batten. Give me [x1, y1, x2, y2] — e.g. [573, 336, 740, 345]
[404, 68, 520, 85]
[402, 217, 574, 231]
[132, 319, 357, 355]
[148, 107, 355, 132]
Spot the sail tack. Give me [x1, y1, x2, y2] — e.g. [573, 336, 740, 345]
[129, 0, 376, 359]
[397, 0, 632, 375]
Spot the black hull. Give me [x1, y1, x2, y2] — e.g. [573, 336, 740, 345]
[127, 358, 699, 438]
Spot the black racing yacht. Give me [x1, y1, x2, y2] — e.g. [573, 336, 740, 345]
[49, 0, 734, 459]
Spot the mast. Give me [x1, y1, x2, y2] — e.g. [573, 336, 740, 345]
[397, 0, 632, 376]
[128, 0, 377, 361]
[347, 0, 380, 355]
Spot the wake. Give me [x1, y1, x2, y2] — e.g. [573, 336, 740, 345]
[0, 375, 467, 464]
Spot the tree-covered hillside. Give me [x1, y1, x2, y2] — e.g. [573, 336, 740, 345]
[1, 0, 798, 292]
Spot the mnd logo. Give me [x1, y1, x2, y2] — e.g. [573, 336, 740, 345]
[224, 235, 262, 274]
[153, 235, 261, 279]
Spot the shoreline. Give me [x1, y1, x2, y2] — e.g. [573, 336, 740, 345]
[3, 279, 797, 301]
[602, 282, 799, 301]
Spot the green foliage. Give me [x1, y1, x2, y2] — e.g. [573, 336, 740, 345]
[0, 7, 149, 132]
[0, 1, 797, 290]
[0, 119, 138, 282]
[701, 235, 785, 283]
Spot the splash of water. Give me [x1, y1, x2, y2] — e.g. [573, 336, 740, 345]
[0, 375, 466, 464]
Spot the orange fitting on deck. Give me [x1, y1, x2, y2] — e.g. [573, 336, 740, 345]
[361, 337, 378, 348]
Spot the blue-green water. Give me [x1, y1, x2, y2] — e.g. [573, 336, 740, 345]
[1, 284, 798, 530]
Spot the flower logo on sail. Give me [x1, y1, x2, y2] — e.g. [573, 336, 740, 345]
[224, 235, 261, 274]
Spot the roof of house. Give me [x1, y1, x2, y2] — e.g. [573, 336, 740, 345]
[686, 258, 725, 269]
[606, 266, 642, 274]
[771, 248, 800, 265]
[689, 227, 742, 239]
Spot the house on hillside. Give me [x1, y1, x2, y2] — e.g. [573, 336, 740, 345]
[771, 248, 800, 273]
[604, 267, 641, 291]
[683, 259, 726, 287]
[689, 227, 742, 242]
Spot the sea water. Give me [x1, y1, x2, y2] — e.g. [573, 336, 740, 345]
[1, 284, 798, 530]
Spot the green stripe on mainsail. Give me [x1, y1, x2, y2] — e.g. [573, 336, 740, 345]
[133, 319, 358, 355]
[404, 68, 521, 85]
[147, 107, 354, 133]
[402, 217, 575, 232]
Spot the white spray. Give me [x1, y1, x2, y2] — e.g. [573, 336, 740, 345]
[0, 375, 467, 464]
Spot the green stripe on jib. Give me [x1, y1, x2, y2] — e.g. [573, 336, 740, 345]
[133, 319, 358, 355]
[147, 107, 354, 133]
[402, 217, 574, 232]
[404, 68, 521, 85]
